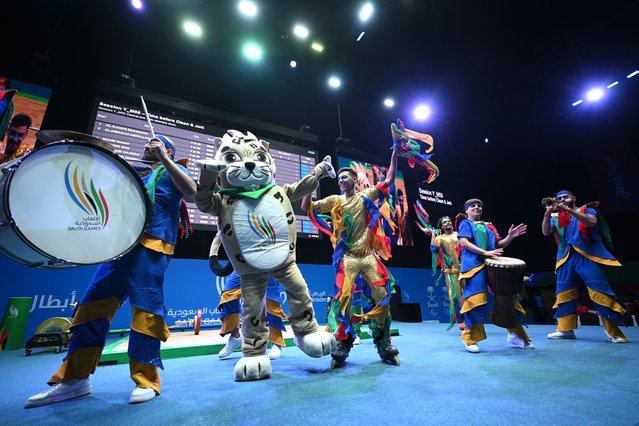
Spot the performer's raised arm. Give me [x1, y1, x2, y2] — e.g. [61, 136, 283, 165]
[147, 136, 196, 197]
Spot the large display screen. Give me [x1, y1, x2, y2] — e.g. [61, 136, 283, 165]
[88, 97, 320, 238]
[336, 156, 413, 246]
[0, 79, 51, 159]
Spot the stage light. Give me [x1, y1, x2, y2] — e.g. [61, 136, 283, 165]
[627, 70, 639, 78]
[238, 1, 258, 18]
[356, 32, 365, 42]
[131, 0, 143, 10]
[585, 87, 604, 102]
[311, 42, 324, 53]
[414, 104, 431, 120]
[183, 21, 203, 38]
[290, 60, 297, 68]
[572, 99, 584, 106]
[607, 81, 619, 88]
[484, 138, 489, 143]
[359, 3, 374, 22]
[293, 24, 309, 39]
[243, 42, 263, 61]
[383, 98, 395, 108]
[328, 76, 341, 89]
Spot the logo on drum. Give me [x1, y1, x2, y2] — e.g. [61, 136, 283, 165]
[247, 210, 276, 245]
[64, 162, 110, 230]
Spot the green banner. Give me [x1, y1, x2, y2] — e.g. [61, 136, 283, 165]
[0, 297, 32, 350]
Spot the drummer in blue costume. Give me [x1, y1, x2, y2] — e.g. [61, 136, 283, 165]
[25, 135, 197, 407]
[541, 190, 628, 343]
[456, 198, 532, 353]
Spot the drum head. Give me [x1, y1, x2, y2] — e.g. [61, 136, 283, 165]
[7, 142, 149, 265]
[485, 256, 526, 268]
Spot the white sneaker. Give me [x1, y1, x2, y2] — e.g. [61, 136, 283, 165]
[128, 387, 157, 404]
[219, 335, 243, 358]
[268, 344, 283, 360]
[547, 330, 576, 339]
[353, 336, 361, 345]
[507, 332, 525, 348]
[605, 332, 629, 343]
[25, 378, 91, 408]
[464, 343, 480, 353]
[524, 341, 535, 349]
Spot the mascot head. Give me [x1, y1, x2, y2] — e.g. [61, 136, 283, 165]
[214, 129, 275, 191]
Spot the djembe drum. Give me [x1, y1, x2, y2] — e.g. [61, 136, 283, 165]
[485, 256, 526, 328]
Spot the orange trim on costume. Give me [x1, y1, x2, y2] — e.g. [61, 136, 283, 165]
[513, 299, 526, 316]
[601, 318, 627, 340]
[572, 246, 621, 267]
[378, 203, 397, 232]
[330, 200, 345, 249]
[364, 304, 390, 320]
[555, 251, 570, 271]
[459, 263, 485, 280]
[130, 359, 161, 393]
[269, 328, 286, 347]
[140, 235, 175, 255]
[552, 288, 578, 309]
[586, 288, 626, 315]
[460, 292, 488, 314]
[266, 299, 287, 319]
[48, 347, 101, 384]
[461, 323, 486, 345]
[219, 313, 240, 335]
[218, 288, 242, 307]
[507, 323, 530, 341]
[339, 273, 354, 315]
[556, 314, 577, 331]
[71, 297, 120, 327]
[131, 307, 170, 342]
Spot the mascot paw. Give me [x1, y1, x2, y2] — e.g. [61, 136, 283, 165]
[195, 159, 227, 173]
[233, 355, 272, 381]
[294, 330, 336, 358]
[321, 155, 336, 179]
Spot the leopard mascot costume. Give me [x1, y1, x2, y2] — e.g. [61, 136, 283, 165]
[195, 129, 337, 381]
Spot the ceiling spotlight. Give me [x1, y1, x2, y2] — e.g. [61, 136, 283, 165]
[243, 42, 263, 61]
[359, 2, 374, 22]
[356, 32, 365, 42]
[572, 99, 584, 107]
[238, 1, 258, 18]
[414, 104, 431, 120]
[383, 98, 395, 108]
[484, 138, 489, 143]
[328, 76, 341, 89]
[183, 21, 203, 38]
[131, 0, 143, 10]
[606, 81, 619, 88]
[311, 42, 324, 53]
[290, 60, 297, 68]
[627, 70, 639, 79]
[293, 24, 309, 39]
[585, 88, 604, 102]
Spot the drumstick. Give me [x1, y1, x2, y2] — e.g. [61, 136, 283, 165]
[140, 95, 156, 139]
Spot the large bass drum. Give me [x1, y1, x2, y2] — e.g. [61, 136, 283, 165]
[0, 141, 151, 268]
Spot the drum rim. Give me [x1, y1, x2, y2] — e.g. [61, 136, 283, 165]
[485, 256, 526, 267]
[2, 141, 152, 268]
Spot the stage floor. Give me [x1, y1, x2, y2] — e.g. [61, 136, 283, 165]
[6, 322, 638, 425]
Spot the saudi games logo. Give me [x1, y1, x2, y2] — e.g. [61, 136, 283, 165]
[64, 161, 110, 230]
[247, 210, 277, 244]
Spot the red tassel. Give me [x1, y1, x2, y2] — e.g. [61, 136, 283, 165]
[577, 206, 590, 242]
[557, 211, 571, 228]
